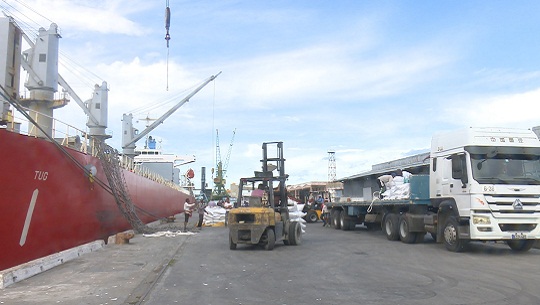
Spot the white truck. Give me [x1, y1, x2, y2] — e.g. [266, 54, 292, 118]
[327, 127, 540, 252]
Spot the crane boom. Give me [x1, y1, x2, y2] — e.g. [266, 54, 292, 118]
[223, 128, 236, 175]
[123, 71, 221, 149]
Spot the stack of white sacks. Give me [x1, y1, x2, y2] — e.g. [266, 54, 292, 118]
[379, 171, 412, 200]
[203, 202, 227, 226]
[288, 198, 307, 233]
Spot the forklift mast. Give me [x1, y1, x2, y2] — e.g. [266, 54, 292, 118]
[236, 142, 289, 215]
[261, 142, 287, 208]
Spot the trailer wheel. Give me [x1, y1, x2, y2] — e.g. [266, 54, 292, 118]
[332, 210, 342, 230]
[384, 213, 400, 241]
[339, 211, 350, 231]
[443, 216, 467, 252]
[399, 216, 417, 244]
[229, 234, 237, 250]
[288, 221, 302, 246]
[306, 211, 318, 223]
[507, 240, 535, 252]
[264, 228, 275, 251]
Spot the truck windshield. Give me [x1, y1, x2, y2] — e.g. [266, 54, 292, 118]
[467, 146, 540, 185]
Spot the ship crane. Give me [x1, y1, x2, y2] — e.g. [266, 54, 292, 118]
[9, 19, 108, 139]
[212, 128, 235, 200]
[122, 72, 221, 156]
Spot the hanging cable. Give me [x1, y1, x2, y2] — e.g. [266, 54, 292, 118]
[126, 80, 199, 115]
[12, 0, 54, 25]
[165, 0, 171, 91]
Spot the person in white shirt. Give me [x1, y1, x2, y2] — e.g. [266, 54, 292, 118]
[223, 197, 233, 226]
[183, 198, 196, 232]
[321, 203, 329, 227]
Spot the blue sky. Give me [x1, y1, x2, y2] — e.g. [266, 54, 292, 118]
[3, 0, 540, 187]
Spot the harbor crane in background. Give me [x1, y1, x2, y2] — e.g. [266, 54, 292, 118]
[121, 72, 221, 156]
[212, 128, 236, 200]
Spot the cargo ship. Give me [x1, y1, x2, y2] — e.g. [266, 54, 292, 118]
[0, 11, 211, 272]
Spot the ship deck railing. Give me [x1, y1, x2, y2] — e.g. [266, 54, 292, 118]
[4, 108, 91, 153]
[5, 109, 186, 193]
[121, 156, 185, 192]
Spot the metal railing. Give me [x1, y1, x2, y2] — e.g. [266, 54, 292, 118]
[6, 108, 89, 153]
[120, 156, 186, 192]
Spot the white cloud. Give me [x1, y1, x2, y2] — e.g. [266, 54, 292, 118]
[8, 0, 151, 36]
[212, 38, 457, 111]
[443, 89, 540, 128]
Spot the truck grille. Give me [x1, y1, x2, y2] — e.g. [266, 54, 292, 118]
[484, 194, 540, 214]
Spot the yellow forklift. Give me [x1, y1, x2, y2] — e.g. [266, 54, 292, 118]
[228, 142, 302, 250]
[302, 191, 331, 223]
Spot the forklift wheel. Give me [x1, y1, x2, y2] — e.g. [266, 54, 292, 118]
[288, 221, 302, 246]
[307, 211, 318, 223]
[264, 229, 275, 250]
[229, 234, 237, 250]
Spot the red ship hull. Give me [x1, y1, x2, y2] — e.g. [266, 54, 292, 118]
[0, 129, 191, 271]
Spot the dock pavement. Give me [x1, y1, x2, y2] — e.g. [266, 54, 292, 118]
[0, 213, 209, 305]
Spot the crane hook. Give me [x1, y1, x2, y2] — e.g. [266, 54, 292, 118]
[165, 2, 171, 47]
[165, 0, 171, 91]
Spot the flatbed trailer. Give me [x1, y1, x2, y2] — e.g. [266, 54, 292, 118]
[327, 175, 435, 243]
[326, 127, 540, 252]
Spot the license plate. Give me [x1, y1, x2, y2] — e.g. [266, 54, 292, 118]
[511, 233, 527, 239]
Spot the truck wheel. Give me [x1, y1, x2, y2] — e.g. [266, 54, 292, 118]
[340, 211, 349, 231]
[384, 213, 400, 241]
[332, 210, 342, 230]
[443, 216, 467, 252]
[288, 221, 302, 245]
[307, 211, 318, 223]
[229, 234, 237, 250]
[264, 228, 275, 250]
[398, 216, 417, 244]
[507, 240, 535, 252]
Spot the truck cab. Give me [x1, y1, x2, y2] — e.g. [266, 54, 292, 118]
[430, 127, 540, 251]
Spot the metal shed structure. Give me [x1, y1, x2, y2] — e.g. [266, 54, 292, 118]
[338, 152, 430, 201]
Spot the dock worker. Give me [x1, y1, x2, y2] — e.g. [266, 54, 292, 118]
[196, 199, 209, 230]
[183, 198, 196, 232]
